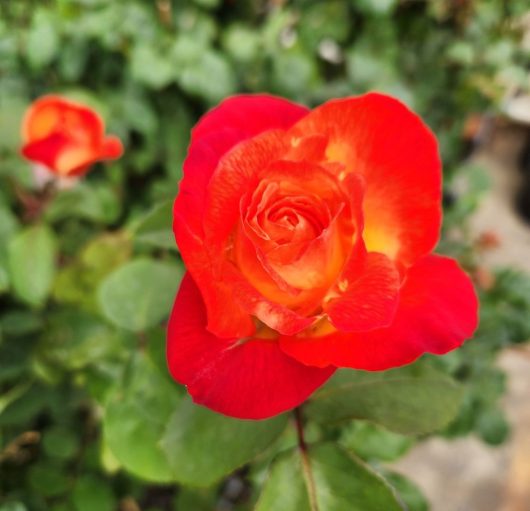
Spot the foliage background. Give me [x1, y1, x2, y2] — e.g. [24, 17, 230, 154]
[1, 1, 530, 510]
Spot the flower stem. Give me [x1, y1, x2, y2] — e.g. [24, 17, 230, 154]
[293, 407, 319, 511]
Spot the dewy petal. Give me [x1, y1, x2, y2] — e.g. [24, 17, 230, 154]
[167, 273, 335, 420]
[288, 92, 442, 267]
[280, 255, 478, 370]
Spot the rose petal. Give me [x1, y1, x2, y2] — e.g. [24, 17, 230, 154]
[191, 94, 308, 145]
[289, 92, 441, 266]
[173, 217, 256, 339]
[203, 130, 287, 248]
[22, 95, 105, 145]
[21, 95, 121, 175]
[175, 95, 309, 240]
[22, 132, 72, 173]
[101, 135, 124, 160]
[223, 263, 316, 336]
[324, 251, 400, 332]
[167, 272, 335, 419]
[280, 255, 478, 369]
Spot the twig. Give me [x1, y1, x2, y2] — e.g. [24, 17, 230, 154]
[293, 407, 319, 511]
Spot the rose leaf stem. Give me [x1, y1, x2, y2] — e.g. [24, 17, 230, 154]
[293, 407, 319, 511]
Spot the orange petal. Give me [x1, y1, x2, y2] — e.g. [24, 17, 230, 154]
[289, 92, 441, 267]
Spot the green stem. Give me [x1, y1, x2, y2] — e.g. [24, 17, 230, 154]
[294, 407, 319, 511]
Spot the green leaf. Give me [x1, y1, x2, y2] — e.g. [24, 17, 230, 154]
[355, 0, 398, 15]
[177, 50, 236, 104]
[38, 310, 127, 371]
[0, 310, 43, 336]
[0, 93, 26, 155]
[98, 258, 183, 332]
[381, 471, 429, 511]
[45, 183, 121, 224]
[0, 381, 32, 415]
[0, 383, 57, 427]
[192, 0, 221, 9]
[72, 475, 116, 511]
[306, 364, 464, 434]
[222, 25, 261, 63]
[8, 224, 56, 307]
[0, 205, 20, 247]
[477, 407, 510, 445]
[104, 352, 181, 483]
[339, 422, 413, 462]
[58, 37, 89, 81]
[0, 266, 9, 294]
[256, 443, 404, 511]
[272, 50, 319, 97]
[0, 205, 19, 294]
[298, 1, 351, 48]
[161, 398, 288, 486]
[26, 9, 60, 69]
[28, 463, 69, 498]
[161, 103, 193, 181]
[53, 233, 132, 312]
[175, 488, 217, 511]
[43, 427, 79, 460]
[130, 44, 174, 90]
[0, 503, 27, 511]
[133, 201, 175, 250]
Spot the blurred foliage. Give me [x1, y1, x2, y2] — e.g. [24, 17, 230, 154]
[1, 0, 530, 510]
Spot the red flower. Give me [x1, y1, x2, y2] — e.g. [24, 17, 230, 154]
[167, 93, 478, 420]
[21, 95, 123, 177]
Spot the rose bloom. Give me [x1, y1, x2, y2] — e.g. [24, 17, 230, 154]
[167, 93, 478, 420]
[21, 95, 123, 178]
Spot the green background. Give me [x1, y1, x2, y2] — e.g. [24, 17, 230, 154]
[1, 1, 529, 510]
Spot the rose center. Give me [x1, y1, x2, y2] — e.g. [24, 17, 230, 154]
[248, 181, 331, 247]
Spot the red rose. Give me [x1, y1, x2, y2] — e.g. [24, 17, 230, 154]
[167, 93, 478, 420]
[21, 95, 123, 177]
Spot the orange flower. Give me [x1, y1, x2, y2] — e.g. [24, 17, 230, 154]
[21, 95, 123, 177]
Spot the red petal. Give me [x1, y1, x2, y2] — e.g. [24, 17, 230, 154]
[191, 94, 309, 145]
[167, 273, 335, 420]
[324, 251, 400, 332]
[175, 95, 309, 240]
[176, 131, 291, 338]
[173, 218, 255, 339]
[22, 95, 104, 146]
[289, 92, 441, 266]
[203, 130, 287, 248]
[21, 132, 71, 172]
[101, 135, 124, 159]
[21, 95, 122, 175]
[222, 262, 316, 336]
[280, 255, 478, 370]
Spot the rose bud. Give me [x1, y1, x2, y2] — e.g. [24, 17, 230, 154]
[167, 93, 479, 420]
[21, 95, 123, 180]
